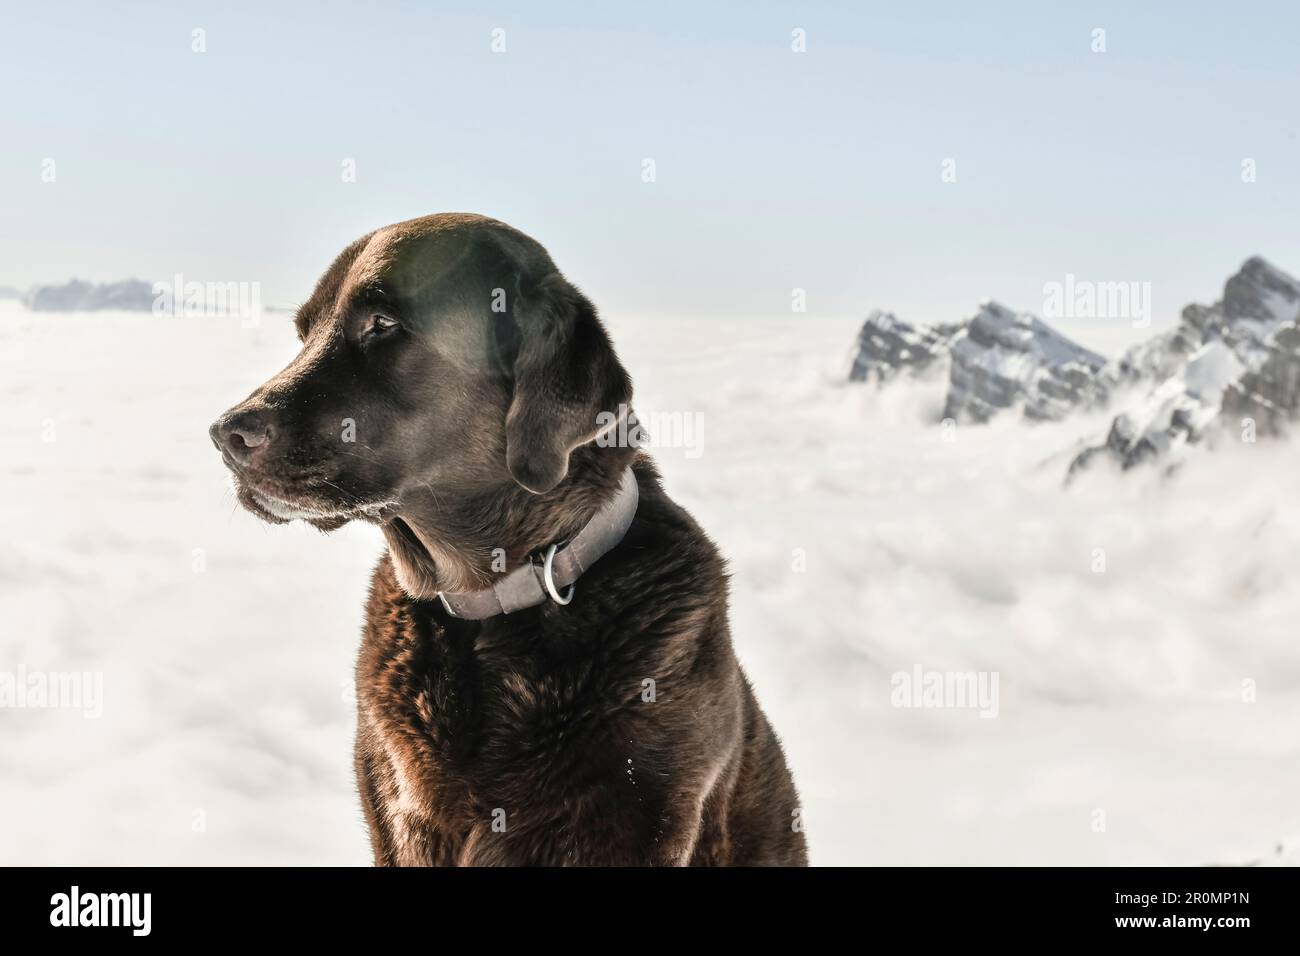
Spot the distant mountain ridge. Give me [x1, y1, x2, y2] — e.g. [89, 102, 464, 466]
[21, 278, 155, 312]
[848, 256, 1300, 477]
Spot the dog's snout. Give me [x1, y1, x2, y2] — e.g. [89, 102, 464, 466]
[210, 409, 275, 466]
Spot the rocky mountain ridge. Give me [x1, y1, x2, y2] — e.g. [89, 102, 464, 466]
[848, 257, 1300, 475]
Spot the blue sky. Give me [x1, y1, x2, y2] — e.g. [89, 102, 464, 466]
[3, 0, 1298, 352]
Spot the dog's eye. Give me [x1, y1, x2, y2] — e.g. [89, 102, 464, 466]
[367, 313, 399, 335]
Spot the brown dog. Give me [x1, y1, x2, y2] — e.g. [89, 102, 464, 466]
[210, 213, 807, 865]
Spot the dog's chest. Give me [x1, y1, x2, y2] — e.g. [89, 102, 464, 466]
[358, 601, 622, 841]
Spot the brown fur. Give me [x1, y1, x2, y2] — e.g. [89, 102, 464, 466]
[211, 213, 807, 866]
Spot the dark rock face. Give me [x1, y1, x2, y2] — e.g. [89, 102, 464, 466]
[1068, 413, 1141, 476]
[1070, 257, 1300, 474]
[22, 279, 155, 312]
[1224, 256, 1300, 326]
[1221, 323, 1300, 438]
[944, 301, 1107, 423]
[848, 310, 962, 383]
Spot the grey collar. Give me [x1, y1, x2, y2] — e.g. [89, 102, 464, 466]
[436, 468, 639, 620]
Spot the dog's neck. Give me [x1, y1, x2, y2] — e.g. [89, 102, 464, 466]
[380, 444, 637, 600]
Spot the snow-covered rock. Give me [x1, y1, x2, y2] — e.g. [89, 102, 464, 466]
[1071, 257, 1300, 474]
[1070, 341, 1245, 474]
[1107, 323, 1202, 387]
[944, 300, 1108, 423]
[848, 302, 1108, 423]
[22, 278, 155, 312]
[1220, 321, 1300, 438]
[848, 310, 961, 383]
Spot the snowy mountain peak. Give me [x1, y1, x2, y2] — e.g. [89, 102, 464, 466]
[1221, 255, 1300, 327]
[966, 299, 1105, 367]
[848, 309, 962, 384]
[946, 301, 1108, 423]
[1073, 256, 1300, 474]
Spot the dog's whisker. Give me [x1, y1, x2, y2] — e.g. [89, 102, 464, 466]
[316, 477, 365, 505]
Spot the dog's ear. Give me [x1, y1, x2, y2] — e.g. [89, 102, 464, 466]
[503, 272, 631, 494]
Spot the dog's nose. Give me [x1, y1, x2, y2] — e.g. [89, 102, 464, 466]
[210, 409, 274, 466]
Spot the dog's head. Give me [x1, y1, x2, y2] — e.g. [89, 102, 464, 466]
[209, 213, 632, 535]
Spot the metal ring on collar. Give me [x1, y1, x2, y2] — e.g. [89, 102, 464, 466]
[542, 543, 575, 605]
[437, 592, 458, 617]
